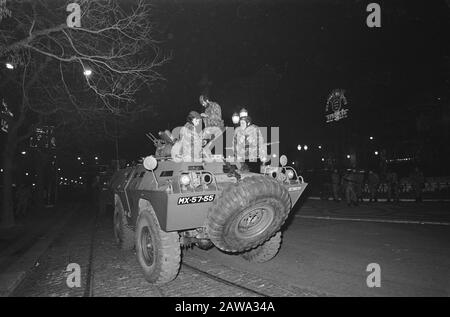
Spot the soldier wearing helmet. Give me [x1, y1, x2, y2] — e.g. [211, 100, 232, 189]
[233, 114, 267, 171]
[175, 111, 203, 162]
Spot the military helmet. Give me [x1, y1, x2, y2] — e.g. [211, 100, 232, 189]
[240, 115, 252, 126]
[239, 108, 248, 118]
[187, 111, 201, 123]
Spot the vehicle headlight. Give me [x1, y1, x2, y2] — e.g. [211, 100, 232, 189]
[143, 155, 157, 171]
[180, 174, 190, 186]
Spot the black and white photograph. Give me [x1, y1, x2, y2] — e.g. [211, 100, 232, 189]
[0, 0, 449, 302]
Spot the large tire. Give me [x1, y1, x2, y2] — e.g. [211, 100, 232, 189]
[135, 206, 181, 284]
[206, 176, 291, 252]
[241, 231, 282, 263]
[113, 198, 135, 250]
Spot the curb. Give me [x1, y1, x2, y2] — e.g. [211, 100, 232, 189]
[308, 197, 450, 202]
[0, 205, 79, 297]
[296, 215, 450, 226]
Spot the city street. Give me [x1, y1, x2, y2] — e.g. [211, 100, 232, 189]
[1, 0, 449, 301]
[8, 199, 450, 297]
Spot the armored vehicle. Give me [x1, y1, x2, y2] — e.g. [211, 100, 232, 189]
[110, 154, 307, 284]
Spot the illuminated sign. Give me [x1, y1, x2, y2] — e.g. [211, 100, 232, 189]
[325, 89, 349, 123]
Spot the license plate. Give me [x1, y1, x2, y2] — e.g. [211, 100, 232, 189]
[177, 194, 216, 205]
[288, 186, 302, 192]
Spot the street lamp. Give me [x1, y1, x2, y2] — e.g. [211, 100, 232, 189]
[5, 63, 14, 70]
[94, 156, 99, 160]
[321, 158, 325, 162]
[318, 145, 322, 149]
[374, 151, 379, 156]
[21, 151, 26, 155]
[77, 156, 81, 160]
[346, 154, 351, 159]
[303, 145, 308, 151]
[369, 136, 374, 140]
[83, 68, 92, 77]
[297, 145, 302, 151]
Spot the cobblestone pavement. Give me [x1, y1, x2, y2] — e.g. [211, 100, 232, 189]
[12, 205, 321, 297]
[12, 206, 95, 297]
[0, 205, 75, 273]
[91, 210, 318, 297]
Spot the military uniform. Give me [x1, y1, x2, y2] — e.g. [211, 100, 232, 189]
[179, 122, 203, 162]
[343, 171, 358, 206]
[233, 124, 266, 163]
[203, 102, 224, 130]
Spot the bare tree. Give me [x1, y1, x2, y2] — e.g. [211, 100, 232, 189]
[0, 0, 169, 228]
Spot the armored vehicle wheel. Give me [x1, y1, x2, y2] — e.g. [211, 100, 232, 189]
[113, 198, 135, 250]
[206, 176, 291, 253]
[135, 206, 181, 284]
[241, 231, 282, 263]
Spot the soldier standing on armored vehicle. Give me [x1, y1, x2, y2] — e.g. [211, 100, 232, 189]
[199, 94, 224, 130]
[177, 111, 203, 162]
[233, 115, 267, 172]
[199, 95, 224, 157]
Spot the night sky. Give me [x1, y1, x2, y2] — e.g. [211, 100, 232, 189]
[103, 0, 450, 166]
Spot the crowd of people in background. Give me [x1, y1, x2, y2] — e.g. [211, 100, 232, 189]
[324, 166, 426, 206]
